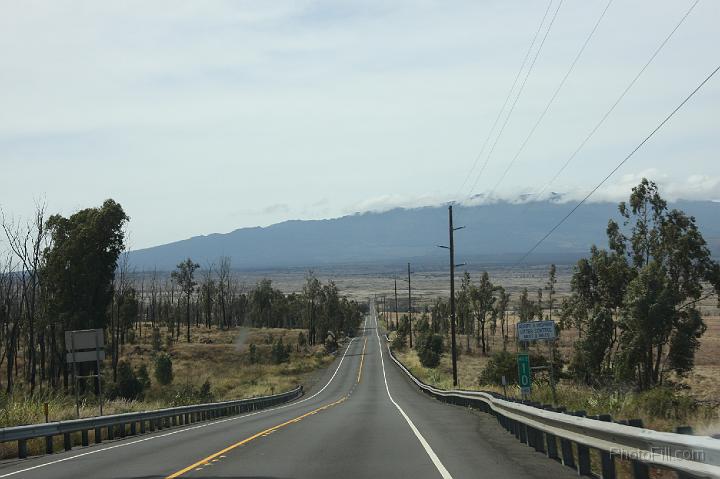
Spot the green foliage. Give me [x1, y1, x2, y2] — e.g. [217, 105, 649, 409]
[137, 363, 151, 390]
[248, 343, 259, 364]
[417, 333, 444, 368]
[154, 353, 173, 385]
[113, 361, 144, 400]
[563, 179, 720, 390]
[479, 350, 517, 386]
[392, 315, 410, 350]
[44, 199, 129, 330]
[271, 338, 290, 364]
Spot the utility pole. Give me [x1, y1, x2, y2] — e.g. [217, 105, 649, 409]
[394, 277, 399, 331]
[407, 262, 413, 348]
[449, 206, 458, 387]
[438, 205, 464, 387]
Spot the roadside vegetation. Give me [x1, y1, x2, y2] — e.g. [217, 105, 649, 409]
[387, 179, 720, 434]
[0, 199, 365, 438]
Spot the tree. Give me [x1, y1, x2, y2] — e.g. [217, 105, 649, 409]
[494, 287, 510, 351]
[114, 361, 144, 400]
[457, 272, 472, 352]
[517, 288, 535, 323]
[44, 199, 128, 389]
[154, 353, 173, 385]
[545, 264, 557, 321]
[566, 179, 720, 389]
[171, 259, 200, 343]
[471, 272, 496, 355]
[417, 333, 444, 368]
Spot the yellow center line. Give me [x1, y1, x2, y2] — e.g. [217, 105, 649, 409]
[165, 395, 348, 478]
[357, 337, 368, 384]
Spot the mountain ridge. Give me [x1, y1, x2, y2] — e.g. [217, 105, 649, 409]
[127, 200, 720, 271]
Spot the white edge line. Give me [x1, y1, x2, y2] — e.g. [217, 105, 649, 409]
[373, 311, 453, 479]
[0, 337, 358, 478]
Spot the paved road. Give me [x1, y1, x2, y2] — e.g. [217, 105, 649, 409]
[0, 312, 578, 478]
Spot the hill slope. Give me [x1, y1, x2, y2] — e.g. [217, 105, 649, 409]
[128, 200, 720, 270]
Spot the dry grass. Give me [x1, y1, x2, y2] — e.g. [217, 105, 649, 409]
[0, 324, 334, 458]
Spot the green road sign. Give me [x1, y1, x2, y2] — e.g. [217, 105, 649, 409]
[517, 353, 531, 396]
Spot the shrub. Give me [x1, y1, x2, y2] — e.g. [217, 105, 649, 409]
[271, 338, 290, 364]
[115, 361, 144, 400]
[248, 343, 259, 364]
[127, 328, 136, 345]
[417, 333, 444, 368]
[479, 350, 517, 386]
[137, 363, 151, 389]
[154, 353, 173, 385]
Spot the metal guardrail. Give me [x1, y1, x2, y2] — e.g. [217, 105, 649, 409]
[1, 386, 303, 459]
[387, 345, 720, 479]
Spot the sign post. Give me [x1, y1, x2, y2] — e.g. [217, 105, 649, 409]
[65, 329, 105, 418]
[516, 320, 557, 404]
[517, 353, 531, 399]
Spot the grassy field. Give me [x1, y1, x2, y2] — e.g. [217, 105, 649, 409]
[389, 322, 720, 435]
[0, 324, 335, 458]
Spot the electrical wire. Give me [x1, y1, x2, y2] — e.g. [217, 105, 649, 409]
[455, 0, 554, 198]
[515, 63, 720, 264]
[487, 0, 614, 199]
[466, 0, 565, 200]
[525, 0, 702, 205]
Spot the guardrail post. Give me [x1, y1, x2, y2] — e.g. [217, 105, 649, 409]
[130, 421, 137, 435]
[519, 423, 528, 444]
[140, 420, 146, 434]
[45, 435, 54, 454]
[628, 419, 649, 479]
[573, 411, 591, 476]
[675, 426, 694, 479]
[95, 427, 102, 443]
[119, 424, 126, 438]
[171, 415, 177, 426]
[107, 425, 114, 440]
[82, 429, 89, 446]
[18, 439, 27, 459]
[598, 414, 616, 479]
[63, 432, 72, 451]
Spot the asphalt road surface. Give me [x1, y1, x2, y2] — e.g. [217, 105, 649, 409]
[0, 312, 578, 479]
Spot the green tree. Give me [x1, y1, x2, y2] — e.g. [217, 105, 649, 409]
[154, 352, 173, 385]
[545, 264, 557, 321]
[471, 272, 495, 355]
[44, 199, 128, 332]
[171, 259, 200, 343]
[417, 333, 444, 368]
[115, 361, 144, 400]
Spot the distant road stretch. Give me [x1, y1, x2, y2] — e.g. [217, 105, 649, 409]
[0, 312, 577, 478]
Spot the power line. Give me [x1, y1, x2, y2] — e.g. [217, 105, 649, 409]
[516, 62, 720, 264]
[466, 0, 564, 200]
[455, 0, 554, 198]
[487, 0, 614, 199]
[525, 0, 701, 205]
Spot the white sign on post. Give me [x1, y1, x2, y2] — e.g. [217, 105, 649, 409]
[516, 320, 556, 341]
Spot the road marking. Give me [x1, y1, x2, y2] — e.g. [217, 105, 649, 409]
[165, 395, 348, 478]
[0, 338, 358, 479]
[373, 312, 454, 479]
[357, 337, 368, 383]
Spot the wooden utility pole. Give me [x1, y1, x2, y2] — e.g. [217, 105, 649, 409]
[407, 262, 413, 348]
[394, 277, 399, 331]
[448, 205, 458, 387]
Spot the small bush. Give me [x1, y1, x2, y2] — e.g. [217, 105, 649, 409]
[127, 328, 137, 345]
[137, 363, 151, 389]
[248, 343, 259, 364]
[154, 353, 173, 385]
[479, 350, 517, 386]
[271, 338, 290, 364]
[114, 361, 144, 400]
[417, 333, 444, 368]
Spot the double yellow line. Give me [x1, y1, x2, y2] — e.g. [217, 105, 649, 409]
[165, 335, 368, 478]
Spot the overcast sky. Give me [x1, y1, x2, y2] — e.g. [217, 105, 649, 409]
[1, 0, 718, 250]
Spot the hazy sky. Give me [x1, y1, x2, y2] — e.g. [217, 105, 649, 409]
[1, 0, 718, 250]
